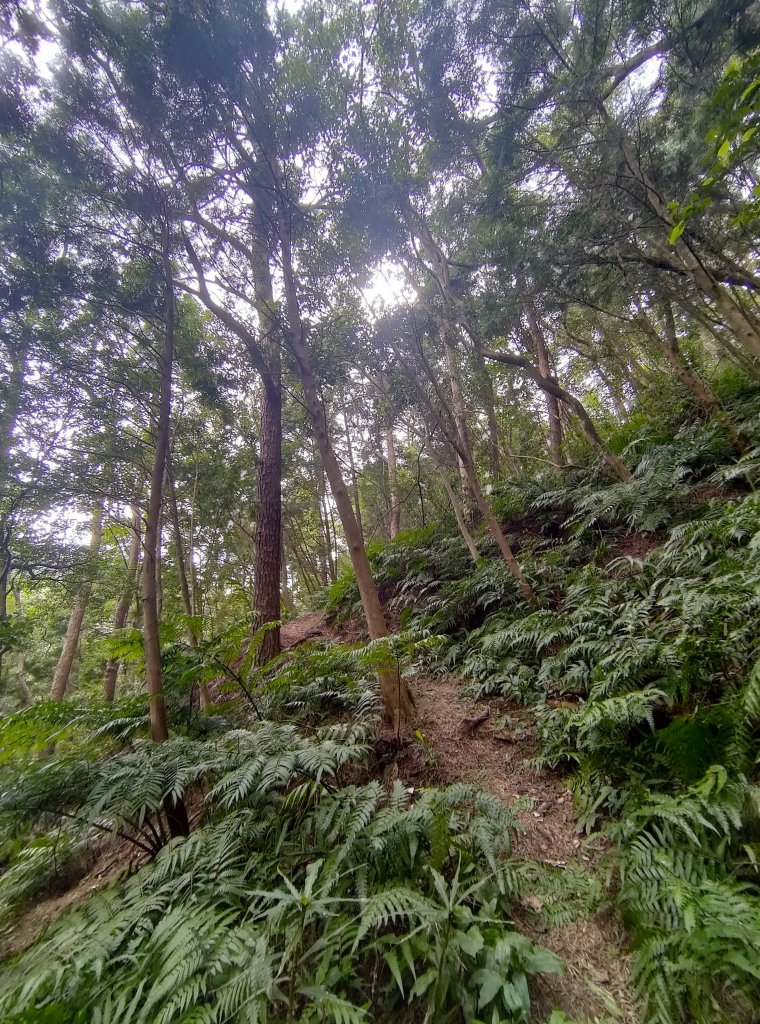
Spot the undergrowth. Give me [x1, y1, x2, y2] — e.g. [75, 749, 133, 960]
[326, 396, 760, 1024]
[0, 630, 578, 1024]
[4, 398, 760, 1023]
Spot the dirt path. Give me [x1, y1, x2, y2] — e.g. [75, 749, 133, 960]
[410, 672, 638, 1024]
[280, 611, 332, 648]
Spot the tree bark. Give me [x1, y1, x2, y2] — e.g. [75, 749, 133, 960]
[143, 225, 189, 838]
[103, 504, 141, 703]
[50, 504, 103, 701]
[471, 338, 504, 481]
[341, 393, 365, 542]
[483, 348, 632, 482]
[440, 325, 476, 519]
[275, 201, 415, 725]
[435, 461, 480, 562]
[386, 426, 402, 539]
[249, 200, 282, 664]
[518, 278, 565, 470]
[166, 458, 212, 708]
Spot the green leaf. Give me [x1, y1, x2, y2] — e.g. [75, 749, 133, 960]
[456, 926, 485, 957]
[668, 221, 686, 244]
[471, 968, 503, 1009]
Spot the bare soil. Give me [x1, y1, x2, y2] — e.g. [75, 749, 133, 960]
[404, 672, 639, 1023]
[280, 611, 333, 648]
[0, 840, 147, 960]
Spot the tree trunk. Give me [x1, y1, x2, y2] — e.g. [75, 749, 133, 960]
[669, 291, 760, 382]
[103, 503, 141, 703]
[386, 426, 402, 539]
[436, 461, 480, 562]
[519, 279, 565, 470]
[611, 123, 760, 362]
[50, 504, 103, 701]
[0, 347, 25, 684]
[438, 330, 538, 607]
[441, 325, 476, 519]
[13, 588, 32, 705]
[281, 536, 296, 614]
[483, 348, 631, 482]
[275, 202, 415, 726]
[471, 339, 504, 481]
[143, 226, 189, 838]
[166, 459, 212, 709]
[637, 305, 746, 452]
[250, 204, 282, 664]
[341, 394, 365, 542]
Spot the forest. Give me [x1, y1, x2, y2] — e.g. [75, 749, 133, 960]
[1, 0, 759, 1021]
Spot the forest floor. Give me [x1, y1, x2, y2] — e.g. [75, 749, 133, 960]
[3, 612, 639, 1021]
[329, 611, 636, 1020]
[406, 671, 637, 1023]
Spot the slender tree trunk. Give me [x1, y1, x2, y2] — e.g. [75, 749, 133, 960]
[384, 324, 536, 605]
[669, 291, 760, 382]
[610, 123, 760, 361]
[144, 240, 173, 745]
[13, 588, 32, 705]
[250, 204, 282, 664]
[518, 278, 565, 470]
[471, 339, 503, 481]
[341, 394, 365, 542]
[281, 536, 296, 615]
[439, 330, 538, 606]
[595, 365, 628, 419]
[181, 222, 282, 662]
[441, 326, 476, 518]
[143, 226, 189, 839]
[386, 426, 402, 539]
[188, 458, 199, 617]
[103, 504, 141, 703]
[435, 461, 480, 562]
[637, 305, 746, 451]
[166, 459, 212, 709]
[50, 504, 103, 701]
[483, 349, 631, 482]
[0, 348, 25, 684]
[275, 202, 415, 725]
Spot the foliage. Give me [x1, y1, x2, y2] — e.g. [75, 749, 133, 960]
[0, 689, 564, 1023]
[376, 419, 760, 1022]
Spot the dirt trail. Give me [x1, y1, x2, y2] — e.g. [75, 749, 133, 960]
[410, 672, 638, 1023]
[280, 611, 333, 648]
